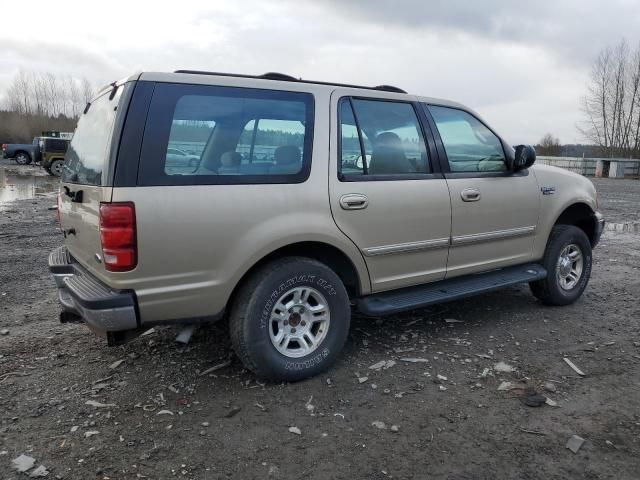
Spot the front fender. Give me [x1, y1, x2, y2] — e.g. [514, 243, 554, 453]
[531, 164, 598, 258]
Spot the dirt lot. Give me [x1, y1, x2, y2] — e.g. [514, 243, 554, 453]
[1, 164, 639, 479]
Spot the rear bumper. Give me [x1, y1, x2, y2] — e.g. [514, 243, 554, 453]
[48, 246, 138, 332]
[592, 211, 605, 247]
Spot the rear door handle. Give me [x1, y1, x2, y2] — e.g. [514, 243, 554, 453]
[340, 194, 369, 210]
[461, 188, 481, 202]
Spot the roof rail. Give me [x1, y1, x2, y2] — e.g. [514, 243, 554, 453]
[260, 72, 298, 81]
[374, 85, 407, 94]
[173, 70, 406, 94]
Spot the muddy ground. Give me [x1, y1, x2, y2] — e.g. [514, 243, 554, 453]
[1, 163, 639, 479]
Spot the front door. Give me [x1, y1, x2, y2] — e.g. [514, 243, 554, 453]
[425, 104, 540, 278]
[329, 90, 452, 292]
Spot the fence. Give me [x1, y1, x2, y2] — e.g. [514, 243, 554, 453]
[536, 156, 640, 178]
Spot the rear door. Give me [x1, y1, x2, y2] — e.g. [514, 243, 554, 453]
[329, 90, 452, 292]
[424, 104, 540, 278]
[58, 86, 127, 280]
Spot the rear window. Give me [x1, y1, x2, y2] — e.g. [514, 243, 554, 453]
[63, 87, 123, 185]
[138, 83, 314, 185]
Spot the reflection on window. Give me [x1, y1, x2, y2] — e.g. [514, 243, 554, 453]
[429, 106, 506, 173]
[163, 93, 309, 177]
[63, 88, 122, 185]
[166, 118, 216, 174]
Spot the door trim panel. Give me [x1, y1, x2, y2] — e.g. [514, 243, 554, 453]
[451, 225, 536, 246]
[363, 237, 450, 257]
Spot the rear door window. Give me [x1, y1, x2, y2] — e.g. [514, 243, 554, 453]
[339, 98, 431, 178]
[139, 83, 314, 185]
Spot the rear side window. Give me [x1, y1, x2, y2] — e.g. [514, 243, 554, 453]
[339, 98, 430, 178]
[63, 87, 123, 185]
[45, 139, 69, 153]
[139, 83, 314, 185]
[429, 105, 506, 173]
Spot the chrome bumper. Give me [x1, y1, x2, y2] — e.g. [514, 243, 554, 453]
[48, 246, 138, 332]
[593, 211, 605, 247]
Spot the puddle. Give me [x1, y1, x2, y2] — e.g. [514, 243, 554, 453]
[0, 165, 59, 210]
[606, 221, 640, 233]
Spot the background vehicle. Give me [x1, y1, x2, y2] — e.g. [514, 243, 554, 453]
[2, 137, 41, 164]
[49, 71, 604, 382]
[165, 147, 200, 172]
[40, 137, 70, 176]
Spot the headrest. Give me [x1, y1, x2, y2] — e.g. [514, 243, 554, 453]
[375, 131, 402, 148]
[274, 145, 301, 165]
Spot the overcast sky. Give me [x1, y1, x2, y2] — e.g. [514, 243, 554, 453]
[2, 0, 639, 144]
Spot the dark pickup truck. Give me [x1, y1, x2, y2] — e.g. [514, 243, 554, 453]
[1, 138, 41, 165]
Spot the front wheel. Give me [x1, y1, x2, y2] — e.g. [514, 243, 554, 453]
[229, 257, 351, 381]
[530, 225, 593, 305]
[15, 152, 31, 165]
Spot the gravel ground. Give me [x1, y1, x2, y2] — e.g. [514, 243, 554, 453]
[591, 177, 640, 224]
[1, 166, 639, 479]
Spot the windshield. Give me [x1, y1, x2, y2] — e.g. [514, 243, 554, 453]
[62, 87, 123, 185]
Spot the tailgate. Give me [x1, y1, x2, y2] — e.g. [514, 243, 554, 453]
[59, 184, 112, 277]
[58, 83, 127, 280]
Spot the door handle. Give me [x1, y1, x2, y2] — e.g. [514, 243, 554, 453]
[461, 188, 481, 202]
[340, 194, 369, 210]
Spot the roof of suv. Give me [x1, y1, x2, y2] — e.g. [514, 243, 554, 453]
[129, 70, 468, 111]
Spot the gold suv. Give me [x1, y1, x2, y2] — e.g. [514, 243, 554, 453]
[49, 71, 605, 381]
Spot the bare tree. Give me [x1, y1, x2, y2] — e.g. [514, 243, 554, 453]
[537, 133, 562, 156]
[2, 70, 94, 119]
[81, 78, 94, 105]
[67, 76, 82, 118]
[580, 39, 640, 157]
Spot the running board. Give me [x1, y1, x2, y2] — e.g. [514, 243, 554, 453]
[357, 263, 547, 316]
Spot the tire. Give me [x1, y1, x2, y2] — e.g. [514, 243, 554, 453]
[229, 256, 351, 382]
[15, 152, 31, 165]
[49, 159, 64, 177]
[530, 225, 592, 306]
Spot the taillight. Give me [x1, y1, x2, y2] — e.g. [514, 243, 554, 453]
[99, 202, 137, 272]
[1, 144, 6, 151]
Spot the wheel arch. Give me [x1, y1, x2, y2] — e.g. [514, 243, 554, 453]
[226, 241, 366, 313]
[552, 202, 598, 246]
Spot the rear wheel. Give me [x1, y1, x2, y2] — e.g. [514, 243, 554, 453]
[530, 225, 592, 305]
[49, 159, 64, 176]
[229, 257, 350, 381]
[15, 152, 31, 165]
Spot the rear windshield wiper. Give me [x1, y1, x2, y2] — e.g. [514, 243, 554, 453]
[108, 82, 119, 100]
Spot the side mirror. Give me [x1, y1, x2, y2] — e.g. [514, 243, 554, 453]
[513, 145, 536, 171]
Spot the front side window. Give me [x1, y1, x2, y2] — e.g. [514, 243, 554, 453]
[429, 105, 506, 173]
[339, 98, 430, 178]
[139, 83, 314, 185]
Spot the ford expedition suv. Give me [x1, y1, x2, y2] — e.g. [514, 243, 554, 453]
[49, 71, 605, 381]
